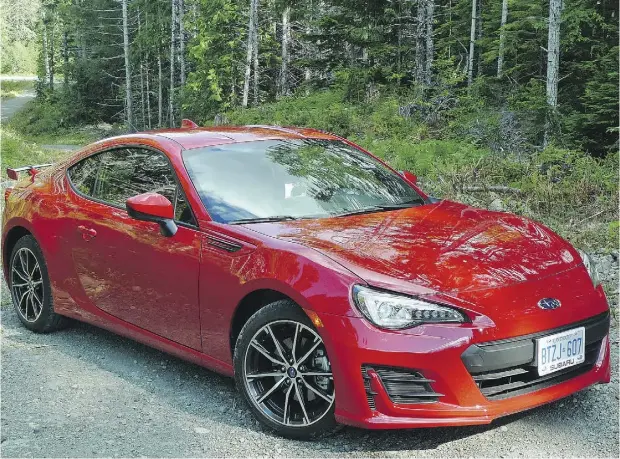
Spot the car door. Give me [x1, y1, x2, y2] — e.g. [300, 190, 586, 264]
[66, 146, 202, 350]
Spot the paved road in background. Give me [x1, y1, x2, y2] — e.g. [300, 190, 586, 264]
[1, 305, 618, 457]
[1, 84, 79, 153]
[1, 90, 35, 123]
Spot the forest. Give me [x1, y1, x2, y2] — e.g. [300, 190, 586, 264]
[1, 0, 619, 251]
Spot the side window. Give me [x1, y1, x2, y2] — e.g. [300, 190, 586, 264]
[67, 154, 102, 196]
[68, 147, 196, 226]
[94, 148, 177, 207]
[174, 188, 196, 226]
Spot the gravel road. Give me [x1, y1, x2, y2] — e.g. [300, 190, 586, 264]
[1, 297, 618, 457]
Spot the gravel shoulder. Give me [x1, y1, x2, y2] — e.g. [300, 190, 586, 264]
[1, 298, 618, 457]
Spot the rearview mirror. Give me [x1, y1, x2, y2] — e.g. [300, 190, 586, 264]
[126, 192, 178, 237]
[399, 170, 417, 185]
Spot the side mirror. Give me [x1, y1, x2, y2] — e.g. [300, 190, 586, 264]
[126, 192, 178, 237]
[399, 170, 417, 185]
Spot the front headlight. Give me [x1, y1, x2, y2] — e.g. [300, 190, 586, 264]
[577, 249, 601, 287]
[352, 285, 467, 329]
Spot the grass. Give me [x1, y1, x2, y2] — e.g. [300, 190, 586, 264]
[30, 131, 98, 146]
[0, 80, 34, 99]
[0, 127, 73, 170]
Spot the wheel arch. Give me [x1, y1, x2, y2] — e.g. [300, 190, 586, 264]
[229, 289, 299, 355]
[2, 225, 33, 282]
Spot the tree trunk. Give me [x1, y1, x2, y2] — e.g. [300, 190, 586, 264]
[467, 0, 477, 86]
[476, 0, 483, 77]
[138, 12, 146, 129]
[242, 0, 259, 108]
[192, 0, 198, 38]
[122, 0, 133, 130]
[158, 53, 163, 127]
[278, 5, 291, 98]
[179, 0, 186, 86]
[140, 63, 146, 129]
[424, 0, 434, 85]
[170, 0, 177, 126]
[304, 21, 312, 93]
[497, 0, 508, 78]
[546, 0, 562, 109]
[545, 0, 563, 144]
[414, 1, 425, 83]
[42, 15, 50, 88]
[252, 0, 260, 105]
[49, 13, 55, 91]
[63, 30, 69, 88]
[145, 58, 152, 129]
[253, 32, 259, 105]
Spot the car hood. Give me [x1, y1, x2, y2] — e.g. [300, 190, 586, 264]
[247, 200, 581, 295]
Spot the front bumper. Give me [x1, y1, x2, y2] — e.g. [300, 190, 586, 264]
[317, 311, 611, 429]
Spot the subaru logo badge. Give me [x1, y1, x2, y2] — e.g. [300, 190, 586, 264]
[538, 298, 561, 310]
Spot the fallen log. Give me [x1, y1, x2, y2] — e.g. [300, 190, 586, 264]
[462, 185, 524, 195]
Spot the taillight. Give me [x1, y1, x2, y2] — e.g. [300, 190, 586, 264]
[4, 187, 13, 203]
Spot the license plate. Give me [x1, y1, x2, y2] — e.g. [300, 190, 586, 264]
[536, 327, 585, 376]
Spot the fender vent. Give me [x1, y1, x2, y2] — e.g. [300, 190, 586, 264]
[205, 236, 242, 253]
[362, 365, 443, 407]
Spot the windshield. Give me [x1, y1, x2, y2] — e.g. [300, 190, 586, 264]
[182, 139, 425, 223]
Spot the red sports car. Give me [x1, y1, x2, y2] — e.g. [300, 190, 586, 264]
[2, 124, 610, 439]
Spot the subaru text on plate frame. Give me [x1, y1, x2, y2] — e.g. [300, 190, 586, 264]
[2, 124, 611, 439]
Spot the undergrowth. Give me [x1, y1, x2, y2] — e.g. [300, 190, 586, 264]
[0, 80, 34, 99]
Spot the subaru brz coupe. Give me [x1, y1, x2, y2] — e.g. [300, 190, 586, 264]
[2, 123, 610, 439]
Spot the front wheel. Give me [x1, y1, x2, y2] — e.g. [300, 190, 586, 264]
[234, 300, 338, 440]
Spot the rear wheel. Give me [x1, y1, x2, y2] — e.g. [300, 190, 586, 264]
[234, 300, 338, 440]
[9, 235, 68, 332]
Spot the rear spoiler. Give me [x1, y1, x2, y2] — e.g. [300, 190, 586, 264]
[6, 163, 53, 180]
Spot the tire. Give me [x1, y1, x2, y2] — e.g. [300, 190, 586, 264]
[234, 300, 339, 440]
[8, 235, 69, 333]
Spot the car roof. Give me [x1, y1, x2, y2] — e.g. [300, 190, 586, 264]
[146, 125, 340, 150]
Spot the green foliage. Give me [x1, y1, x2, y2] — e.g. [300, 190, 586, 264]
[609, 221, 620, 242]
[1, 80, 34, 99]
[0, 127, 68, 169]
[8, 98, 69, 135]
[0, 0, 40, 75]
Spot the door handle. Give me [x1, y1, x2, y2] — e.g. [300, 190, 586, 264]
[77, 225, 97, 240]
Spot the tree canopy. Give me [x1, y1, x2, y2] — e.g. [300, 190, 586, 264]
[10, 0, 620, 156]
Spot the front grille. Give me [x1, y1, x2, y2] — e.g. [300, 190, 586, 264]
[362, 365, 443, 407]
[462, 312, 609, 401]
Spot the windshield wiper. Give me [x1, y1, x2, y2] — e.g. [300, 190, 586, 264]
[229, 216, 298, 224]
[373, 199, 424, 209]
[330, 206, 384, 217]
[332, 200, 423, 218]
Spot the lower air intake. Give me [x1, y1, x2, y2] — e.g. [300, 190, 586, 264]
[362, 365, 443, 407]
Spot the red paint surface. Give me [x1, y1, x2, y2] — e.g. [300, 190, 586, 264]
[2, 126, 610, 429]
[126, 192, 174, 219]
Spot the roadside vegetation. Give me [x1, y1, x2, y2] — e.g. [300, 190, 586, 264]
[0, 127, 71, 169]
[0, 80, 34, 99]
